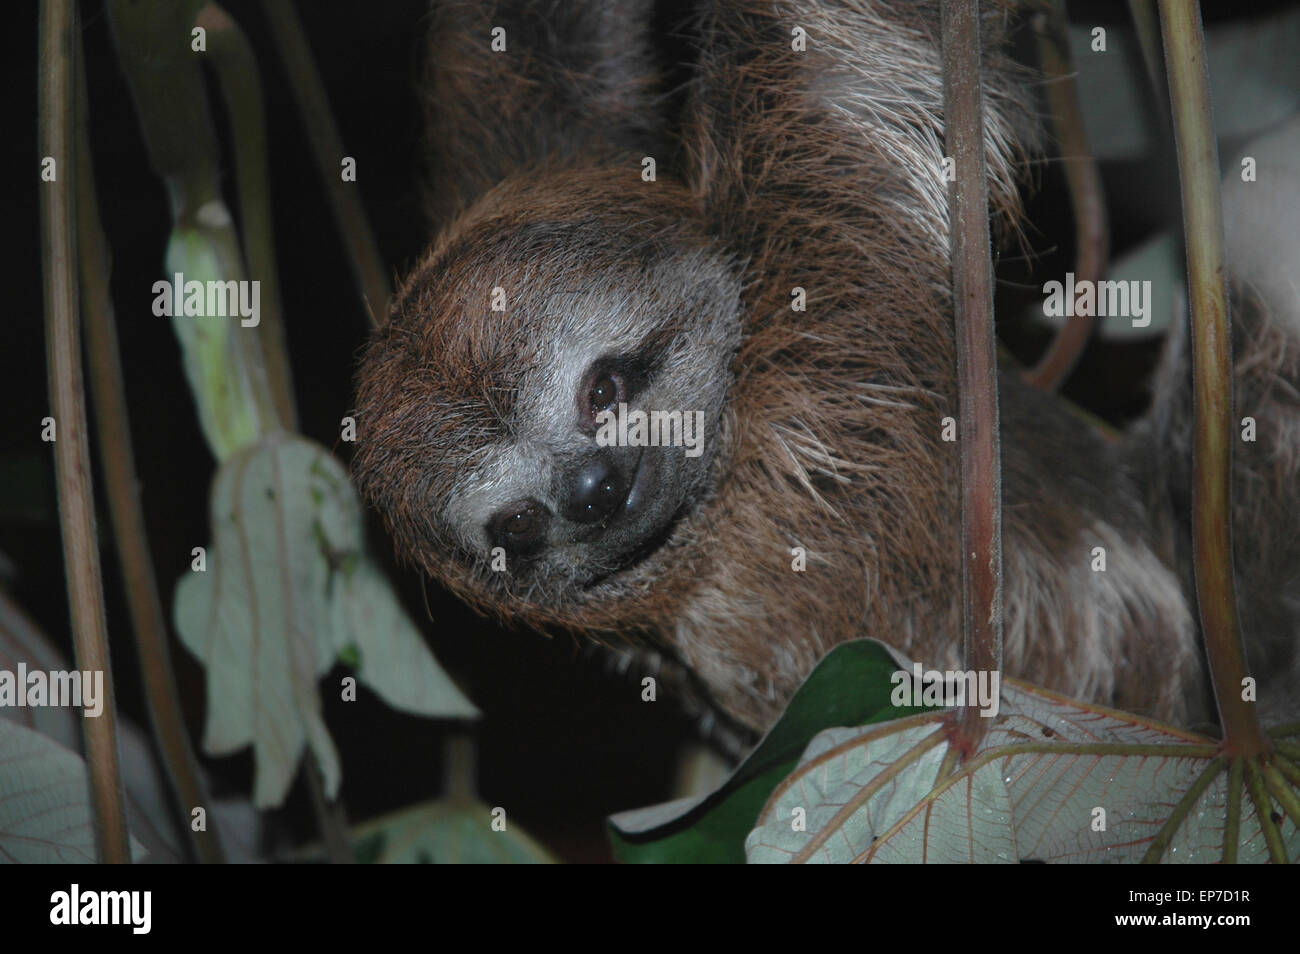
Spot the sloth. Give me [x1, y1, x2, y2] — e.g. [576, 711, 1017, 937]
[354, 0, 1300, 734]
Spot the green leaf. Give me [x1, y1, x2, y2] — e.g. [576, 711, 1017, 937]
[608, 639, 931, 863]
[165, 225, 265, 459]
[745, 681, 1300, 863]
[329, 561, 477, 720]
[175, 433, 476, 809]
[348, 801, 556, 864]
[0, 721, 147, 863]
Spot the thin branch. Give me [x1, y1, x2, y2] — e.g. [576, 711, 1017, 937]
[74, 25, 225, 864]
[263, 0, 392, 326]
[304, 750, 353, 864]
[107, 0, 281, 450]
[39, 0, 131, 864]
[1158, 0, 1267, 757]
[1127, 0, 1172, 124]
[200, 2, 299, 430]
[1024, 1, 1108, 392]
[444, 732, 477, 802]
[109, 0, 355, 857]
[940, 0, 1003, 745]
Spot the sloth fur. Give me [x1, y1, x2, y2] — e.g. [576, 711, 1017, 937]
[354, 0, 1300, 733]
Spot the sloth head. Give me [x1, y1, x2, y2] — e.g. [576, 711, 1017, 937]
[354, 171, 742, 622]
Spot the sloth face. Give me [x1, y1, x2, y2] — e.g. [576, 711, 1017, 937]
[354, 177, 742, 609]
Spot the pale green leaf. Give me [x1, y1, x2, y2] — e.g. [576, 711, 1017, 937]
[747, 681, 1299, 863]
[330, 562, 477, 719]
[351, 801, 555, 864]
[0, 721, 147, 863]
[175, 433, 475, 808]
[175, 434, 349, 808]
[165, 225, 264, 459]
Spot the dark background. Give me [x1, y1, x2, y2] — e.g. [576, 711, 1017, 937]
[6, 0, 1291, 862]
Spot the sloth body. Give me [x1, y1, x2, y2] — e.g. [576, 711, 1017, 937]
[355, 0, 1300, 732]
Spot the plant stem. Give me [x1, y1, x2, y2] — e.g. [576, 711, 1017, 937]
[200, 2, 299, 430]
[1158, 0, 1267, 757]
[940, 0, 1003, 743]
[1127, 0, 1172, 123]
[1138, 755, 1227, 863]
[1024, 0, 1107, 392]
[39, 0, 131, 864]
[305, 750, 353, 863]
[1222, 756, 1242, 863]
[108, 0, 282, 452]
[444, 732, 477, 802]
[74, 26, 225, 864]
[263, 0, 392, 326]
[1243, 759, 1285, 862]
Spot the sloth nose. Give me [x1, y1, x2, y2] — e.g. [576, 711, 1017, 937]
[562, 453, 628, 524]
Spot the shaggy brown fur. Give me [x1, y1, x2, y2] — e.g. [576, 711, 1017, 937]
[355, 0, 1297, 733]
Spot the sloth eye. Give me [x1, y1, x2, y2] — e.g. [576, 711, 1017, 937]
[586, 373, 622, 418]
[487, 500, 548, 554]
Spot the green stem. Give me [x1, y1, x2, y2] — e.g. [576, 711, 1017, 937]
[1272, 755, 1300, 790]
[1158, 0, 1267, 758]
[1243, 759, 1285, 863]
[199, 3, 298, 430]
[1262, 763, 1300, 832]
[108, 0, 281, 454]
[1139, 756, 1227, 863]
[305, 750, 353, 864]
[1222, 756, 1242, 863]
[444, 732, 477, 803]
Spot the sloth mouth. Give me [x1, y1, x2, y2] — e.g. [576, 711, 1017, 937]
[618, 449, 653, 516]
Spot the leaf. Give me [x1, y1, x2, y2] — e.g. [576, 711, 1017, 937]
[349, 801, 556, 864]
[0, 721, 147, 863]
[175, 433, 476, 809]
[609, 639, 933, 863]
[330, 562, 477, 719]
[165, 226, 265, 460]
[0, 593, 79, 747]
[0, 590, 260, 861]
[745, 680, 1300, 863]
